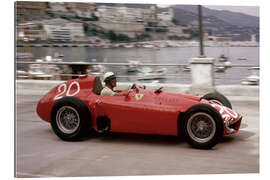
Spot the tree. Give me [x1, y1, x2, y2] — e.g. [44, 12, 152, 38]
[107, 30, 117, 42]
[136, 33, 151, 41]
[83, 23, 89, 32]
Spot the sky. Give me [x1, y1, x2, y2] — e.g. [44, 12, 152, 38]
[205, 5, 259, 17]
[157, 4, 259, 17]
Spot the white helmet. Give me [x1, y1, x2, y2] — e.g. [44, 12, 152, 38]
[103, 72, 116, 83]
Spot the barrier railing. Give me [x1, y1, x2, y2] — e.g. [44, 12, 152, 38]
[15, 61, 259, 67]
[16, 61, 259, 84]
[16, 61, 189, 66]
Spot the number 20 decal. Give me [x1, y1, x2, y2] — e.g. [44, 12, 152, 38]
[54, 81, 80, 100]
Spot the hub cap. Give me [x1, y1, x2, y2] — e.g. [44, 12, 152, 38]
[56, 106, 80, 134]
[187, 112, 216, 143]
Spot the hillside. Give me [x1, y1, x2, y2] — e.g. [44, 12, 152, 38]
[171, 5, 259, 41]
[94, 3, 259, 41]
[171, 5, 259, 28]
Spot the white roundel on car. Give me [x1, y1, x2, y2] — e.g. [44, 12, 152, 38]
[211, 104, 239, 119]
[135, 94, 144, 101]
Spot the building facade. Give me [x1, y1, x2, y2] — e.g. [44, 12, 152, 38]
[16, 1, 48, 22]
[42, 18, 85, 41]
[157, 8, 173, 22]
[97, 5, 156, 23]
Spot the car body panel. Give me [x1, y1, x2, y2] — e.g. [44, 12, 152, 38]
[36, 76, 242, 136]
[95, 94, 180, 135]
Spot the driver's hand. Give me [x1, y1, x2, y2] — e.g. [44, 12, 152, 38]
[123, 89, 132, 96]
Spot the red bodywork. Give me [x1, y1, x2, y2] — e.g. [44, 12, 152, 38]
[37, 76, 242, 136]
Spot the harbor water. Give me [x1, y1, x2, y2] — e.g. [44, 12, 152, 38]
[16, 46, 259, 85]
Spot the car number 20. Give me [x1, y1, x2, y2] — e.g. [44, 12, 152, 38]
[53, 81, 80, 100]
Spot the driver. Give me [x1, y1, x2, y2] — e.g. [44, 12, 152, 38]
[101, 72, 130, 96]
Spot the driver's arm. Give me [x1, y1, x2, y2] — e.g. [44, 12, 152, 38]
[114, 91, 129, 96]
[114, 84, 135, 96]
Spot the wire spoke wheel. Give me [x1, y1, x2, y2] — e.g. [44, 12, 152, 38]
[56, 106, 80, 134]
[187, 112, 216, 143]
[51, 96, 92, 141]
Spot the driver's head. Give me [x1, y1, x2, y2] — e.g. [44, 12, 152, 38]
[103, 72, 117, 87]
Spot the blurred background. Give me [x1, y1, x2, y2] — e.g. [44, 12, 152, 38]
[15, 1, 259, 85]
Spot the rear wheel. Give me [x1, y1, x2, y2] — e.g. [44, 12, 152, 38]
[183, 104, 224, 149]
[51, 97, 91, 141]
[202, 92, 232, 109]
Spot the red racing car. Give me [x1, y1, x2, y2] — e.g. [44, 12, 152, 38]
[36, 76, 242, 149]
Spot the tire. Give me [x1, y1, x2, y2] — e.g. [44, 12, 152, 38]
[183, 104, 224, 149]
[201, 92, 232, 109]
[50, 96, 91, 141]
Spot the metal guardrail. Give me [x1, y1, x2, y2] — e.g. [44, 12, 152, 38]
[16, 61, 259, 67]
[16, 61, 260, 81]
[16, 61, 188, 66]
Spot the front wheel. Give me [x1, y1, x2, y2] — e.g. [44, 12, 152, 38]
[183, 104, 224, 149]
[51, 97, 91, 141]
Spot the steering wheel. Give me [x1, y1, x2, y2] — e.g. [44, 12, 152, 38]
[130, 83, 137, 89]
[154, 87, 163, 94]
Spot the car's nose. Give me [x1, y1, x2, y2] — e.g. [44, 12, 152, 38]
[210, 103, 242, 134]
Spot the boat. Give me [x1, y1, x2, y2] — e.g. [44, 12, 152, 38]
[54, 52, 64, 58]
[218, 54, 229, 62]
[27, 55, 63, 79]
[183, 65, 191, 72]
[248, 67, 260, 70]
[16, 52, 33, 59]
[167, 41, 182, 47]
[111, 43, 120, 48]
[215, 61, 231, 73]
[238, 57, 247, 61]
[88, 64, 106, 75]
[157, 43, 168, 48]
[137, 67, 167, 80]
[215, 66, 227, 73]
[16, 70, 29, 79]
[124, 44, 134, 48]
[45, 55, 63, 62]
[223, 61, 232, 67]
[126, 60, 141, 72]
[241, 74, 259, 85]
[241, 67, 260, 85]
[87, 59, 106, 75]
[28, 59, 54, 79]
[142, 44, 155, 48]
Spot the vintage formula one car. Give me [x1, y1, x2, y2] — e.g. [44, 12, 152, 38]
[36, 76, 242, 149]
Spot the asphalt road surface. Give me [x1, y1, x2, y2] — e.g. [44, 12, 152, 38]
[15, 94, 259, 178]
